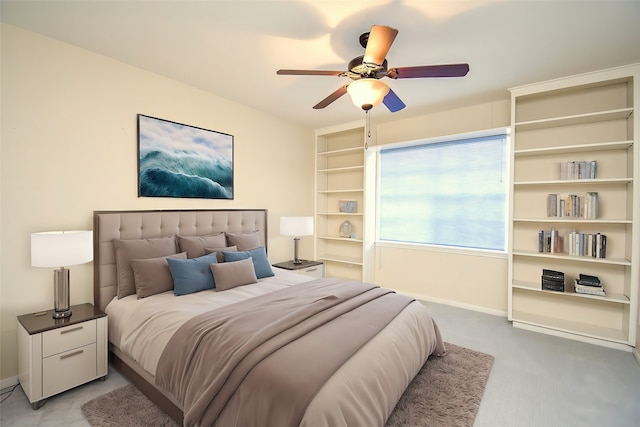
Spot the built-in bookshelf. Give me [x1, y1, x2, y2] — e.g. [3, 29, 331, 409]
[315, 121, 368, 281]
[508, 63, 639, 349]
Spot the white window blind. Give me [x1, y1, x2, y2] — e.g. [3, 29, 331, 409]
[378, 132, 508, 251]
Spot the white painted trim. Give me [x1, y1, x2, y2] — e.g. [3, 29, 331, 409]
[376, 240, 507, 260]
[513, 321, 632, 352]
[0, 376, 19, 390]
[395, 290, 507, 318]
[633, 347, 640, 367]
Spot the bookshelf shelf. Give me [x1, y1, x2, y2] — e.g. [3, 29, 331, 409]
[512, 280, 630, 304]
[514, 218, 631, 224]
[318, 147, 363, 157]
[317, 235, 364, 243]
[514, 178, 632, 186]
[317, 189, 364, 194]
[317, 165, 364, 174]
[316, 254, 364, 266]
[317, 212, 364, 217]
[512, 250, 631, 266]
[508, 64, 639, 348]
[514, 107, 633, 131]
[511, 311, 629, 344]
[514, 140, 633, 157]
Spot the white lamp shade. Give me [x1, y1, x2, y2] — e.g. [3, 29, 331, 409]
[347, 78, 390, 109]
[31, 230, 93, 267]
[280, 217, 314, 237]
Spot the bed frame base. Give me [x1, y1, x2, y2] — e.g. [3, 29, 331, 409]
[109, 351, 184, 424]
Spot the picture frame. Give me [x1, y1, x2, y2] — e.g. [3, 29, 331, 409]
[339, 200, 357, 213]
[137, 114, 234, 199]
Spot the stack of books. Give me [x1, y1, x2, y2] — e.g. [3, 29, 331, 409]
[566, 231, 607, 258]
[541, 269, 565, 292]
[538, 228, 563, 254]
[559, 160, 598, 180]
[546, 192, 599, 219]
[574, 274, 606, 297]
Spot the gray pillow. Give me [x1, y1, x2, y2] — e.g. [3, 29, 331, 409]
[177, 233, 226, 258]
[131, 252, 187, 298]
[204, 245, 237, 263]
[210, 257, 258, 291]
[114, 236, 177, 299]
[225, 231, 261, 251]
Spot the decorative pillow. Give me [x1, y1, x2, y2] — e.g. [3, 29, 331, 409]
[225, 231, 261, 251]
[113, 236, 177, 299]
[204, 245, 237, 263]
[167, 252, 218, 296]
[222, 246, 274, 279]
[131, 252, 187, 298]
[177, 233, 226, 258]
[210, 258, 258, 291]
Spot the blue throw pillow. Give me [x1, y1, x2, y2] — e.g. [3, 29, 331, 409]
[167, 252, 218, 295]
[222, 246, 274, 279]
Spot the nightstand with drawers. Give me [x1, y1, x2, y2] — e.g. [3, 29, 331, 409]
[272, 260, 325, 279]
[17, 303, 108, 409]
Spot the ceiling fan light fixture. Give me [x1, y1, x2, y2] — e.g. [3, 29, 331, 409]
[347, 78, 389, 110]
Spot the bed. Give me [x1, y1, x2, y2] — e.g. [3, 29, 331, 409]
[94, 209, 445, 427]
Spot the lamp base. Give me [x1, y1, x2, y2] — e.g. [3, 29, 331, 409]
[53, 309, 72, 319]
[53, 268, 72, 319]
[293, 237, 302, 264]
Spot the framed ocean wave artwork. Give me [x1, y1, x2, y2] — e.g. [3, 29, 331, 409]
[137, 114, 234, 199]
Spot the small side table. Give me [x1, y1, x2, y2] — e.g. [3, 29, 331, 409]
[17, 303, 108, 409]
[272, 260, 325, 279]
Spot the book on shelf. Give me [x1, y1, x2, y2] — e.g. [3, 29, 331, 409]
[541, 269, 565, 292]
[559, 160, 597, 180]
[538, 228, 563, 254]
[567, 231, 607, 258]
[546, 192, 598, 219]
[577, 273, 601, 286]
[573, 274, 606, 296]
[537, 229, 607, 258]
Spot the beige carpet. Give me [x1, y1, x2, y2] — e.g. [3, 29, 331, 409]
[81, 343, 493, 427]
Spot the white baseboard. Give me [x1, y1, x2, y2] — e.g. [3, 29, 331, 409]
[394, 290, 507, 318]
[633, 347, 640, 367]
[512, 321, 632, 352]
[0, 376, 19, 390]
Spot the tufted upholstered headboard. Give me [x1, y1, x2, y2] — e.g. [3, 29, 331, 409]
[93, 209, 267, 312]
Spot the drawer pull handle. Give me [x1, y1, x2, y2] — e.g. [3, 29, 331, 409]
[60, 326, 83, 335]
[306, 268, 318, 272]
[60, 349, 84, 360]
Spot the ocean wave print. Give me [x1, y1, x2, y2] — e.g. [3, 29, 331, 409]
[138, 115, 233, 199]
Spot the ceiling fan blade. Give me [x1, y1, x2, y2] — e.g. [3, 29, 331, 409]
[363, 25, 398, 66]
[387, 63, 470, 79]
[277, 69, 343, 76]
[313, 85, 349, 109]
[383, 88, 406, 112]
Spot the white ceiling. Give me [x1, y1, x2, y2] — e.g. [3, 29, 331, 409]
[3, 0, 640, 129]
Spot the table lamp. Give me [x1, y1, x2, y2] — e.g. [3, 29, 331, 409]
[31, 230, 93, 318]
[280, 217, 313, 264]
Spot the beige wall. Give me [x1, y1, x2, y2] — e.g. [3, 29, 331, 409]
[0, 24, 315, 381]
[372, 100, 511, 313]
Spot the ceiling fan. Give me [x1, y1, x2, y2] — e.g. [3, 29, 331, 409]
[277, 25, 470, 112]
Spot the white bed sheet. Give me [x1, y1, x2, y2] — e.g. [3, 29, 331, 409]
[105, 268, 312, 376]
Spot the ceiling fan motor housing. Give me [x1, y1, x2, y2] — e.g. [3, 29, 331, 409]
[348, 56, 388, 79]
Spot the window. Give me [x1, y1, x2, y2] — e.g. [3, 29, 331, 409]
[378, 130, 509, 251]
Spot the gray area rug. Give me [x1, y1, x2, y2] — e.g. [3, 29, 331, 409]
[81, 343, 493, 427]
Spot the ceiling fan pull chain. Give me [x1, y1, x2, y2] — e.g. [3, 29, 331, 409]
[365, 110, 371, 150]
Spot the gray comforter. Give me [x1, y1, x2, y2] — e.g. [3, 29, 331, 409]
[155, 279, 415, 427]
